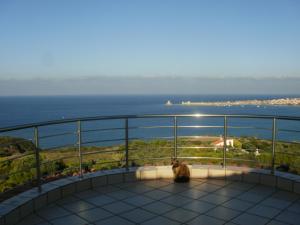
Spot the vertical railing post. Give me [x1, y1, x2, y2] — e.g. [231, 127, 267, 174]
[34, 126, 42, 192]
[271, 117, 277, 175]
[125, 118, 129, 170]
[223, 116, 227, 168]
[173, 116, 177, 159]
[77, 121, 83, 178]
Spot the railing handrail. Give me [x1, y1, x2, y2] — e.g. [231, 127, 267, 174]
[1, 113, 300, 133]
[1, 112, 300, 196]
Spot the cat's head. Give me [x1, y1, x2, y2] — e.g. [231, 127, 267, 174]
[171, 159, 179, 167]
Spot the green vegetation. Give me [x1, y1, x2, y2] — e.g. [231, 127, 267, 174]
[0, 136, 300, 193]
[0, 136, 36, 157]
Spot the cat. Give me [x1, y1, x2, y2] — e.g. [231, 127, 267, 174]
[171, 159, 190, 183]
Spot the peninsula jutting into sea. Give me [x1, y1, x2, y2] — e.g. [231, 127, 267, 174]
[166, 98, 300, 106]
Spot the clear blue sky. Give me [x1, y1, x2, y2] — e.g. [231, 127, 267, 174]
[0, 0, 299, 95]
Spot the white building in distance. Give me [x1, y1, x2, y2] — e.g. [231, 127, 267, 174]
[213, 137, 234, 150]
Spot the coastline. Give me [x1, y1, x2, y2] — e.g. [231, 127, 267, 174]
[166, 98, 300, 106]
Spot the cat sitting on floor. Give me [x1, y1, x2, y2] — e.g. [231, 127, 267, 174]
[171, 159, 190, 183]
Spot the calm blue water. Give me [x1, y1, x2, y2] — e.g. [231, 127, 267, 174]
[0, 95, 300, 148]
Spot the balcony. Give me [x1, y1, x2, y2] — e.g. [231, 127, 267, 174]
[1, 114, 300, 225]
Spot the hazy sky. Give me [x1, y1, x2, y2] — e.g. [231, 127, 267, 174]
[0, 0, 300, 94]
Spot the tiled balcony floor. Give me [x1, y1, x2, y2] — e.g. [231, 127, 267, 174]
[18, 179, 300, 225]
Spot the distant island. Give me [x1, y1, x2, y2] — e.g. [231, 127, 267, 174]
[165, 98, 300, 106]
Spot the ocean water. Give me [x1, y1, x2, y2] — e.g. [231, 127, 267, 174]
[0, 95, 300, 148]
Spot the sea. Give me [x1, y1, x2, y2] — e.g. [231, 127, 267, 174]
[0, 95, 300, 148]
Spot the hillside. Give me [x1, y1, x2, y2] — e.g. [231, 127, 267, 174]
[0, 136, 37, 157]
[0, 136, 300, 195]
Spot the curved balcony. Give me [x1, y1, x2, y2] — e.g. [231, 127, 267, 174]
[1, 114, 300, 225]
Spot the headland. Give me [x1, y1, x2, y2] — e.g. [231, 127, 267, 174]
[166, 98, 300, 106]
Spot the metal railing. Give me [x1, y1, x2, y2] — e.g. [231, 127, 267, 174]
[1, 113, 300, 194]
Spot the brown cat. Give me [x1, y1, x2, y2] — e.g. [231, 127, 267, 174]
[171, 160, 190, 183]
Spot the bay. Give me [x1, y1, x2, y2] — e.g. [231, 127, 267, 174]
[0, 95, 300, 148]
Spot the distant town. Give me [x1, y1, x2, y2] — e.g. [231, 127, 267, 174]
[165, 98, 300, 107]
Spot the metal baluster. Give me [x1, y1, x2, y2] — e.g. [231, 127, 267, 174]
[223, 116, 227, 168]
[34, 126, 42, 192]
[173, 116, 177, 159]
[125, 118, 129, 170]
[77, 121, 83, 178]
[271, 118, 277, 175]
